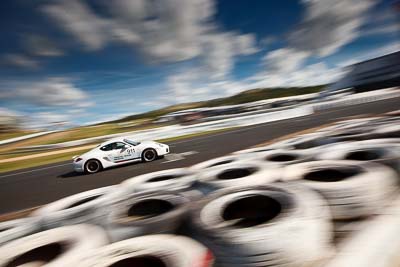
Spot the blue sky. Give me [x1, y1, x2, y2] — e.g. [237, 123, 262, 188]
[0, 0, 399, 128]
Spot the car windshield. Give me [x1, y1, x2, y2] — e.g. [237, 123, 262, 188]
[124, 139, 141, 146]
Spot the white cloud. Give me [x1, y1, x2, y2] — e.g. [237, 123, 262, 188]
[0, 78, 93, 108]
[42, 0, 112, 51]
[42, 0, 257, 78]
[82, 113, 133, 126]
[108, 0, 213, 61]
[201, 32, 258, 79]
[362, 24, 399, 37]
[263, 48, 309, 73]
[0, 107, 22, 118]
[165, 70, 213, 104]
[289, 0, 376, 57]
[258, 0, 379, 90]
[253, 62, 344, 88]
[159, 68, 251, 105]
[159, 60, 342, 107]
[24, 112, 71, 130]
[3, 54, 39, 69]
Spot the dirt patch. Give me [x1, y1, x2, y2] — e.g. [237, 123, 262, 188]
[0, 207, 39, 222]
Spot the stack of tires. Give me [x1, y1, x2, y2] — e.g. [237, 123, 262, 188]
[190, 184, 333, 267]
[0, 113, 399, 267]
[105, 191, 191, 242]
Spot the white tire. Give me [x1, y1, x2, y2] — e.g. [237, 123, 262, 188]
[232, 143, 289, 155]
[0, 224, 108, 267]
[189, 154, 248, 171]
[105, 192, 190, 242]
[317, 143, 400, 171]
[372, 124, 400, 138]
[245, 149, 314, 167]
[272, 133, 337, 150]
[317, 118, 374, 133]
[191, 184, 333, 266]
[32, 186, 115, 229]
[356, 138, 400, 146]
[326, 127, 376, 142]
[333, 219, 369, 241]
[195, 161, 281, 190]
[0, 218, 41, 247]
[72, 234, 213, 267]
[119, 168, 196, 195]
[325, 196, 400, 267]
[282, 160, 398, 219]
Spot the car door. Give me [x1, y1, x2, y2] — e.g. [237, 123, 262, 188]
[100, 142, 138, 164]
[119, 142, 139, 161]
[99, 143, 115, 162]
[112, 142, 141, 163]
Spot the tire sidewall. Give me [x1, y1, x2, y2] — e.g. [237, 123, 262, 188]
[85, 159, 102, 174]
[142, 148, 158, 162]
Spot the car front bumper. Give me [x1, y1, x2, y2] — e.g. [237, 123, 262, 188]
[73, 161, 85, 173]
[157, 145, 170, 156]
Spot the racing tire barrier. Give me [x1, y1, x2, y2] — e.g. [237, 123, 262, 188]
[272, 133, 338, 151]
[372, 123, 400, 139]
[191, 184, 333, 267]
[232, 143, 287, 155]
[119, 168, 197, 195]
[317, 143, 400, 172]
[32, 186, 115, 229]
[189, 154, 248, 172]
[105, 191, 191, 242]
[72, 234, 213, 267]
[325, 127, 378, 142]
[324, 196, 400, 267]
[0, 218, 41, 247]
[282, 160, 398, 220]
[0, 224, 108, 267]
[333, 219, 369, 242]
[195, 161, 281, 191]
[246, 149, 315, 167]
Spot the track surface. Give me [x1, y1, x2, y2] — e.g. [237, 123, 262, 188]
[1, 97, 399, 214]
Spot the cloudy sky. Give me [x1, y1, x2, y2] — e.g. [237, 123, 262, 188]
[0, 0, 399, 128]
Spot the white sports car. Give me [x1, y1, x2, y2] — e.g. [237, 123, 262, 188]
[73, 137, 170, 173]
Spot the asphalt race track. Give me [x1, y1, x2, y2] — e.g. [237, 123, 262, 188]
[0, 97, 399, 214]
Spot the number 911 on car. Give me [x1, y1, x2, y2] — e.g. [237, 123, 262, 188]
[72, 137, 170, 174]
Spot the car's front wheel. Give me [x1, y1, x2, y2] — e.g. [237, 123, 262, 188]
[84, 159, 102, 174]
[142, 148, 158, 162]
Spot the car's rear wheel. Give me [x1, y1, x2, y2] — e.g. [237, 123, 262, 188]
[85, 159, 102, 174]
[142, 149, 158, 162]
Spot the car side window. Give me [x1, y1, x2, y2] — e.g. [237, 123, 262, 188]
[100, 142, 127, 151]
[114, 142, 126, 150]
[100, 143, 113, 151]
